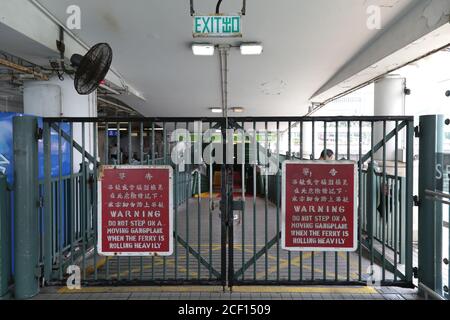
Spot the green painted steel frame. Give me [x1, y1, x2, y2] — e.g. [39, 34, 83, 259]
[36, 116, 415, 289]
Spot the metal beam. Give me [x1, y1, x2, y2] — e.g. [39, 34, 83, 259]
[312, 0, 450, 105]
[0, 0, 144, 100]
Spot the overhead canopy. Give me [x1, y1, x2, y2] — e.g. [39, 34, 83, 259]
[2, 0, 449, 116]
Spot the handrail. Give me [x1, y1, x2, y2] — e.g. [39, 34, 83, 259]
[425, 189, 450, 206]
[418, 282, 446, 300]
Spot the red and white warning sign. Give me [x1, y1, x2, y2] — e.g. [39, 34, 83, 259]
[97, 166, 173, 256]
[282, 161, 358, 252]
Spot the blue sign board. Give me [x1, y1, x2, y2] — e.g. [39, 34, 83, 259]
[0, 112, 72, 184]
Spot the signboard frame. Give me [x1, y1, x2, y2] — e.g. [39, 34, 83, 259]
[193, 14, 242, 38]
[97, 165, 174, 257]
[281, 160, 358, 252]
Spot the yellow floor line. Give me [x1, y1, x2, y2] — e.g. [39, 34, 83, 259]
[58, 286, 223, 294]
[233, 286, 377, 294]
[57, 285, 376, 295]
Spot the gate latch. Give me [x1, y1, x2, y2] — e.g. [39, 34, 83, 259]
[232, 200, 244, 211]
[414, 126, 420, 138]
[413, 195, 420, 207]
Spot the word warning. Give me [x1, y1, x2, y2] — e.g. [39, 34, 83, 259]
[282, 161, 358, 252]
[98, 166, 173, 256]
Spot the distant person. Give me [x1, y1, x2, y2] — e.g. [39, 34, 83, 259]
[319, 149, 335, 161]
[110, 144, 118, 161]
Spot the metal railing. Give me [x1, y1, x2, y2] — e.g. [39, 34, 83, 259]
[7, 115, 415, 292]
[417, 115, 450, 300]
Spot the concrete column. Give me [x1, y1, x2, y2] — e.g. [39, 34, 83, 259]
[373, 75, 406, 161]
[23, 77, 98, 171]
[13, 116, 39, 299]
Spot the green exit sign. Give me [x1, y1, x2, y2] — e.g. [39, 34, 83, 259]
[193, 15, 242, 38]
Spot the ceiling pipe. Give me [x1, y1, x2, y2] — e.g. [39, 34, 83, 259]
[218, 46, 230, 123]
[97, 97, 138, 115]
[216, 0, 223, 14]
[190, 0, 195, 16]
[241, 0, 246, 15]
[0, 58, 48, 81]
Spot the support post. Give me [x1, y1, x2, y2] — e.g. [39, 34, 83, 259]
[418, 115, 443, 294]
[13, 116, 40, 299]
[366, 162, 376, 251]
[43, 122, 52, 281]
[0, 173, 11, 299]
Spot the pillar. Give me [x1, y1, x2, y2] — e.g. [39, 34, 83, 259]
[23, 76, 97, 171]
[13, 116, 39, 299]
[373, 75, 406, 161]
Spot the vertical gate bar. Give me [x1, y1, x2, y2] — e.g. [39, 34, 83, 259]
[370, 122, 375, 268]
[43, 122, 52, 281]
[70, 123, 75, 268]
[140, 122, 144, 280]
[104, 122, 110, 279]
[311, 120, 315, 281]
[346, 120, 351, 281]
[228, 120, 235, 288]
[104, 122, 109, 164]
[241, 121, 246, 281]
[209, 122, 213, 280]
[265, 121, 269, 281]
[405, 119, 414, 283]
[335, 121, 339, 281]
[197, 170, 201, 280]
[116, 122, 121, 281]
[253, 121, 257, 280]
[58, 123, 63, 280]
[288, 122, 292, 281]
[394, 121, 399, 282]
[174, 122, 178, 280]
[221, 118, 228, 288]
[81, 122, 86, 281]
[152, 122, 156, 164]
[358, 121, 363, 281]
[152, 121, 156, 280]
[162, 121, 167, 280]
[185, 122, 189, 280]
[382, 121, 387, 281]
[276, 121, 280, 282]
[196, 123, 201, 280]
[323, 121, 327, 281]
[299, 121, 303, 281]
[128, 122, 132, 281]
[93, 122, 98, 280]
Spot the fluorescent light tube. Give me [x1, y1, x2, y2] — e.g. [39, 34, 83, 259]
[240, 43, 263, 55]
[192, 44, 215, 56]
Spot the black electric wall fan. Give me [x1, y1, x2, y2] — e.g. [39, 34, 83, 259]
[56, 30, 113, 95]
[71, 43, 113, 95]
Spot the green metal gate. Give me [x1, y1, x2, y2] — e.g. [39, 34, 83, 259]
[6, 115, 416, 296]
[225, 117, 414, 287]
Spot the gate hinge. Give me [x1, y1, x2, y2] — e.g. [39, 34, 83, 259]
[414, 126, 420, 138]
[413, 267, 419, 279]
[36, 127, 43, 141]
[413, 195, 420, 207]
[38, 196, 44, 208]
[35, 263, 44, 278]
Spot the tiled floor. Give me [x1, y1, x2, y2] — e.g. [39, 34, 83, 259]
[32, 286, 423, 300]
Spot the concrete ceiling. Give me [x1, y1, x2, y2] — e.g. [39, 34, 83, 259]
[20, 0, 422, 116]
